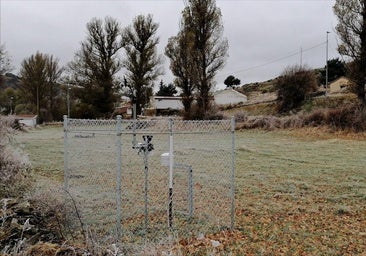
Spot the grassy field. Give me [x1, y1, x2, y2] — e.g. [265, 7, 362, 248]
[15, 126, 366, 255]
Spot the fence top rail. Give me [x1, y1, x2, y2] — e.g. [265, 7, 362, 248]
[65, 118, 233, 133]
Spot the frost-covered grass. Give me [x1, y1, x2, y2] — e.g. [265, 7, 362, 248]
[0, 116, 31, 198]
[15, 126, 366, 254]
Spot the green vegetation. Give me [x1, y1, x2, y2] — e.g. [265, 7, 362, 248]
[316, 58, 346, 86]
[156, 80, 177, 96]
[224, 75, 241, 89]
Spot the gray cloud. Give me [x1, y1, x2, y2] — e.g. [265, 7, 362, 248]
[1, 0, 339, 90]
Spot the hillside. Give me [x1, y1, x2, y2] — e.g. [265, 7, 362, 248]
[239, 78, 278, 94]
[0, 72, 21, 90]
[225, 76, 358, 117]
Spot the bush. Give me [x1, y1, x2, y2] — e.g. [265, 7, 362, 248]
[303, 105, 366, 132]
[0, 116, 31, 198]
[235, 106, 366, 132]
[203, 110, 224, 120]
[326, 105, 366, 132]
[303, 109, 327, 127]
[234, 111, 248, 123]
[188, 102, 224, 120]
[238, 115, 284, 131]
[276, 65, 319, 113]
[282, 115, 304, 129]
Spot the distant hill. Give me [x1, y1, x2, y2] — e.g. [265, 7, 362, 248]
[223, 72, 356, 117]
[238, 78, 278, 95]
[0, 73, 21, 90]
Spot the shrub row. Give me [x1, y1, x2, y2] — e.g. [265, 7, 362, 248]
[304, 105, 366, 132]
[235, 105, 366, 132]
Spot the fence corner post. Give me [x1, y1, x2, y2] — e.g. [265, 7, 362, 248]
[63, 115, 69, 192]
[230, 116, 236, 230]
[116, 115, 122, 239]
[168, 118, 174, 229]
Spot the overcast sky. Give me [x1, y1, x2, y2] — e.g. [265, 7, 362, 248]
[1, 0, 340, 90]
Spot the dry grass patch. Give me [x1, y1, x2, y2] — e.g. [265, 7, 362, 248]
[233, 129, 366, 254]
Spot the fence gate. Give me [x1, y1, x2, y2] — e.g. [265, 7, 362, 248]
[63, 115, 235, 247]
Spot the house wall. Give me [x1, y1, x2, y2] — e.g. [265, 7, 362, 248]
[18, 117, 37, 127]
[214, 89, 247, 105]
[329, 77, 352, 94]
[151, 90, 247, 114]
[153, 97, 183, 110]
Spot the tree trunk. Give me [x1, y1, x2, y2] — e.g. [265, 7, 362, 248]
[359, 0, 366, 109]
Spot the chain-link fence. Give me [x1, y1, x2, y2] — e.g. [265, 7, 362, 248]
[63, 115, 235, 247]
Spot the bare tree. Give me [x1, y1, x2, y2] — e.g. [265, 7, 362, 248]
[122, 14, 162, 115]
[19, 52, 63, 122]
[334, 0, 366, 107]
[182, 0, 228, 118]
[69, 16, 122, 118]
[165, 28, 197, 119]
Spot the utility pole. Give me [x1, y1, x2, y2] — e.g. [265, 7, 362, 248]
[300, 47, 303, 67]
[36, 85, 39, 124]
[326, 31, 330, 94]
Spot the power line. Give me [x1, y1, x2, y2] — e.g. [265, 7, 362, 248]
[218, 41, 326, 77]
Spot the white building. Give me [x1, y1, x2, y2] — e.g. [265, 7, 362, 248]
[150, 96, 184, 114]
[15, 114, 38, 127]
[150, 89, 247, 115]
[214, 88, 247, 106]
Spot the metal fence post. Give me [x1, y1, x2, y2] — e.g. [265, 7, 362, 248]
[188, 166, 193, 218]
[143, 150, 149, 233]
[168, 118, 174, 229]
[230, 116, 236, 229]
[116, 115, 122, 238]
[63, 115, 69, 192]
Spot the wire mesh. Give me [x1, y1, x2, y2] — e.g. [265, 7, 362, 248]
[64, 116, 235, 247]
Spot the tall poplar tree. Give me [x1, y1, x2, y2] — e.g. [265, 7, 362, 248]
[122, 14, 162, 115]
[165, 28, 197, 119]
[182, 0, 228, 118]
[69, 16, 122, 118]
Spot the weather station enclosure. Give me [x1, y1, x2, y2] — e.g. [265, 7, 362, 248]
[63, 115, 236, 246]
